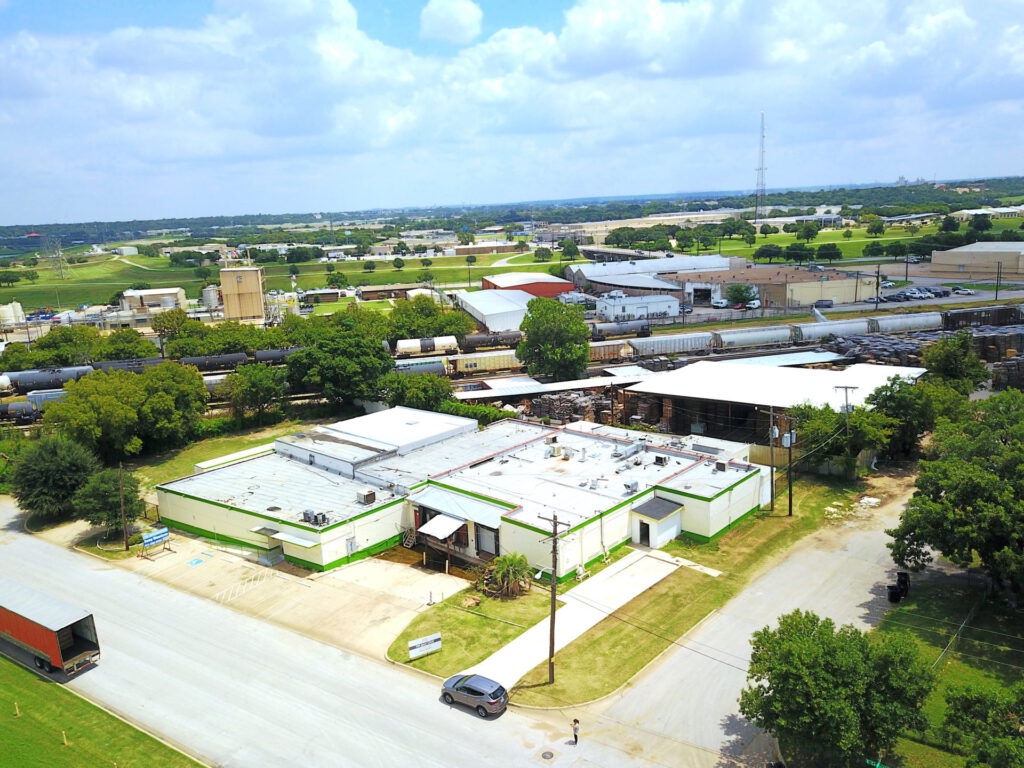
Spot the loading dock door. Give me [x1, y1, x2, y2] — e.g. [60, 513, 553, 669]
[639, 521, 650, 547]
[477, 527, 497, 556]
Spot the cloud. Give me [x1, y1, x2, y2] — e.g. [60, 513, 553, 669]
[419, 0, 483, 45]
[0, 0, 1021, 223]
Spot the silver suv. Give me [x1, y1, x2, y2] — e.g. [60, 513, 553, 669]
[441, 674, 508, 718]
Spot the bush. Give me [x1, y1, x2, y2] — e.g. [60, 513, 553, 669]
[438, 399, 508, 425]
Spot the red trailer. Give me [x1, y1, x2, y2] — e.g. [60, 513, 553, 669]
[0, 574, 100, 676]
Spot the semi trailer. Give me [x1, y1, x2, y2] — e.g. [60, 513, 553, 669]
[0, 574, 100, 676]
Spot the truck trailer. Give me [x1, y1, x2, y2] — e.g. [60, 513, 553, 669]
[0, 574, 100, 676]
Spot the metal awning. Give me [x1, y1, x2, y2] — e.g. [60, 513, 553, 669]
[408, 485, 504, 528]
[269, 531, 318, 548]
[250, 525, 280, 536]
[418, 513, 464, 540]
[632, 497, 682, 521]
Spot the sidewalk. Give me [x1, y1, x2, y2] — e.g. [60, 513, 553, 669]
[464, 549, 679, 686]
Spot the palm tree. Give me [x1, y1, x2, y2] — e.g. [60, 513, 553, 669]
[491, 552, 532, 598]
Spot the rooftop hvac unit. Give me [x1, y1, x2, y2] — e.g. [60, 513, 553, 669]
[301, 509, 316, 522]
[315, 512, 328, 526]
[654, 454, 669, 466]
[551, 445, 563, 458]
[624, 480, 639, 493]
[715, 461, 727, 472]
[356, 488, 376, 505]
[545, 435, 558, 444]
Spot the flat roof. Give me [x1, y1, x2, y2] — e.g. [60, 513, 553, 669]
[484, 272, 572, 288]
[195, 443, 276, 471]
[585, 274, 683, 290]
[160, 453, 399, 526]
[722, 350, 844, 367]
[628, 361, 926, 409]
[942, 242, 1024, 253]
[0, 574, 90, 631]
[319, 406, 477, 455]
[276, 427, 389, 465]
[573, 255, 729, 278]
[457, 289, 534, 315]
[407, 485, 505, 528]
[453, 370, 654, 401]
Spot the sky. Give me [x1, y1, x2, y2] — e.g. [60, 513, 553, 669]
[0, 0, 1022, 225]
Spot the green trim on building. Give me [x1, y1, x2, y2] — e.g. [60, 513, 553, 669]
[537, 536, 633, 583]
[426, 480, 518, 509]
[501, 516, 548, 535]
[566, 488, 654, 534]
[285, 533, 403, 572]
[677, 503, 763, 544]
[654, 468, 758, 503]
[159, 517, 270, 552]
[196, 449, 274, 471]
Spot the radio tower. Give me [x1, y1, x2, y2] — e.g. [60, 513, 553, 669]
[754, 112, 767, 226]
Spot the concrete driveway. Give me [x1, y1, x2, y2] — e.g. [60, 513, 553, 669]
[586, 472, 918, 765]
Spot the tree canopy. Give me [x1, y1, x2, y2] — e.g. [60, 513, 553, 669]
[11, 436, 101, 520]
[377, 372, 453, 411]
[739, 609, 933, 766]
[921, 330, 989, 394]
[943, 682, 1024, 768]
[725, 284, 757, 305]
[218, 363, 287, 422]
[788, 402, 894, 477]
[72, 468, 146, 532]
[286, 334, 393, 406]
[865, 376, 935, 457]
[516, 298, 590, 381]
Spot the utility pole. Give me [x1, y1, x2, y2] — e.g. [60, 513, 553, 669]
[834, 386, 859, 442]
[782, 424, 796, 517]
[768, 406, 777, 512]
[538, 513, 568, 684]
[875, 264, 881, 302]
[996, 261, 1002, 301]
[118, 463, 129, 551]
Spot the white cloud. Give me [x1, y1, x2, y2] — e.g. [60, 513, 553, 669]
[419, 0, 483, 45]
[0, 0, 1021, 223]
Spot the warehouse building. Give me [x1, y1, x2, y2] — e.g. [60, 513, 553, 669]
[930, 242, 1024, 276]
[596, 291, 679, 321]
[156, 407, 770, 575]
[566, 255, 734, 286]
[480, 272, 574, 297]
[664, 266, 877, 307]
[457, 289, 534, 331]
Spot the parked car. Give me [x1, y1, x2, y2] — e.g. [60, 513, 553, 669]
[441, 674, 508, 718]
[806, 264, 825, 272]
[864, 296, 886, 303]
[953, 286, 976, 295]
[880, 280, 896, 288]
[732, 303, 746, 310]
[813, 299, 834, 308]
[885, 293, 908, 302]
[710, 299, 729, 308]
[905, 257, 921, 264]
[930, 288, 951, 297]
[680, 304, 694, 314]
[745, 300, 762, 310]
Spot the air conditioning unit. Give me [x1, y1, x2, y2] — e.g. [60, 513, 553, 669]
[624, 480, 639, 493]
[545, 435, 558, 445]
[715, 461, 727, 472]
[654, 454, 669, 466]
[551, 445, 563, 458]
[301, 509, 315, 522]
[356, 489, 376, 505]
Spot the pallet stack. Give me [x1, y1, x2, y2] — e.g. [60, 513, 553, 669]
[529, 390, 617, 424]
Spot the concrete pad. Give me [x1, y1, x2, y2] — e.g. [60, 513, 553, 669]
[465, 550, 679, 686]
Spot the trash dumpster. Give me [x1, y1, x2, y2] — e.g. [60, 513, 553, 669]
[886, 584, 902, 604]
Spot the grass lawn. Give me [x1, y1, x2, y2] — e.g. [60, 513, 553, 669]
[387, 588, 557, 677]
[874, 572, 1024, 766]
[130, 419, 317, 490]
[513, 476, 866, 706]
[0, 655, 202, 768]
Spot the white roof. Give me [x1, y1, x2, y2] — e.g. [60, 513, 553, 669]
[627, 361, 926, 409]
[320, 406, 477, 455]
[408, 485, 505, 528]
[458, 289, 534, 314]
[484, 272, 572, 288]
[573, 256, 729, 279]
[586, 274, 684, 290]
[122, 287, 183, 297]
[0, 574, 90, 631]
[942, 242, 1024, 253]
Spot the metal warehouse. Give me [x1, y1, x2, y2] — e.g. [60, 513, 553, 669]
[480, 272, 574, 297]
[156, 407, 770, 577]
[457, 289, 535, 331]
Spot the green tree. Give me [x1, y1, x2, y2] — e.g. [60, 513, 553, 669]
[742, 232, 757, 247]
[218, 363, 287, 422]
[490, 552, 532, 598]
[363, 260, 376, 272]
[286, 334, 393, 407]
[0, 342, 35, 371]
[759, 223, 779, 238]
[93, 328, 159, 361]
[394, 241, 410, 255]
[514, 240, 528, 253]
[674, 228, 695, 250]
[23, 269, 39, 283]
[885, 241, 908, 261]
[150, 308, 191, 340]
[921, 330, 989, 394]
[785, 242, 812, 263]
[377, 372, 453, 411]
[940, 215, 961, 232]
[516, 298, 589, 381]
[326, 263, 335, 274]
[842, 228, 853, 239]
[289, 264, 301, 277]
[943, 682, 1024, 768]
[457, 230, 476, 245]
[392, 257, 405, 270]
[725, 284, 757, 305]
[138, 362, 209, 445]
[887, 389, 1024, 591]
[753, 243, 783, 263]
[559, 239, 580, 259]
[865, 376, 935, 457]
[788, 402, 895, 477]
[72, 468, 146, 535]
[533, 247, 553, 262]
[969, 213, 993, 232]
[465, 254, 477, 266]
[906, 224, 920, 235]
[866, 221, 886, 237]
[11, 436, 101, 520]
[816, 242, 841, 262]
[862, 241, 886, 258]
[739, 609, 933, 766]
[31, 325, 100, 366]
[797, 222, 820, 242]
[194, 266, 212, 280]
[419, 258, 432, 268]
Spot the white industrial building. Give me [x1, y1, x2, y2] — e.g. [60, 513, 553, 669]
[597, 291, 679, 321]
[156, 407, 769, 576]
[457, 289, 534, 331]
[119, 287, 187, 312]
[566, 255, 733, 286]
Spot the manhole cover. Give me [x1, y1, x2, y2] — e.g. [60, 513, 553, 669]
[541, 751, 554, 760]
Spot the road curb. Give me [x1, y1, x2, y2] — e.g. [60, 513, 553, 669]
[509, 607, 719, 711]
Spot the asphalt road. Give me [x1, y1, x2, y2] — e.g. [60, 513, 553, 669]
[591, 484, 912, 764]
[0, 498, 660, 768]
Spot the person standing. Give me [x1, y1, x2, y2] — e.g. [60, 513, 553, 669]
[572, 719, 580, 746]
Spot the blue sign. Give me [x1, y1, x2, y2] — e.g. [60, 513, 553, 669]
[142, 528, 169, 548]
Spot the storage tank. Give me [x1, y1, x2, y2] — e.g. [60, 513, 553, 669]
[92, 357, 164, 374]
[589, 320, 650, 339]
[177, 353, 248, 372]
[629, 332, 715, 357]
[201, 284, 221, 309]
[713, 326, 795, 350]
[872, 312, 943, 334]
[394, 356, 448, 376]
[795, 319, 873, 342]
[394, 339, 424, 357]
[254, 347, 304, 364]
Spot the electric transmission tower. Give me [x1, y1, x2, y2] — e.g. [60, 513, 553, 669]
[44, 235, 69, 280]
[754, 112, 767, 226]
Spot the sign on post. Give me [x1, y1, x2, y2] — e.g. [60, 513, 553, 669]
[142, 528, 169, 549]
[408, 633, 442, 660]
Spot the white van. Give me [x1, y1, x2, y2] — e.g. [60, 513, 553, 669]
[711, 298, 729, 308]
[745, 300, 762, 310]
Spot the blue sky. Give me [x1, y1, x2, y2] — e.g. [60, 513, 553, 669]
[0, 0, 1021, 225]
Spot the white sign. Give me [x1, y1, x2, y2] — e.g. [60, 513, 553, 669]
[408, 632, 442, 659]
